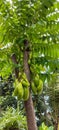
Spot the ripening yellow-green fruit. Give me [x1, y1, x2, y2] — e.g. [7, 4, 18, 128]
[34, 74, 39, 86]
[37, 79, 43, 95]
[23, 87, 29, 101]
[17, 83, 24, 100]
[21, 80, 30, 87]
[31, 82, 37, 95]
[13, 86, 18, 96]
[19, 72, 22, 78]
[22, 73, 28, 81]
[13, 79, 19, 97]
[13, 79, 19, 88]
[22, 73, 27, 80]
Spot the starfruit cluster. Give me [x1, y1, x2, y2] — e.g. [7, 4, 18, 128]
[31, 74, 43, 95]
[13, 73, 30, 101]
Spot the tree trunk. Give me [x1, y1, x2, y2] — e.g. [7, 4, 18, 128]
[57, 121, 59, 130]
[11, 40, 37, 130]
[23, 40, 37, 130]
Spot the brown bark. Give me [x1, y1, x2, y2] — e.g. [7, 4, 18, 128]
[54, 118, 58, 130]
[23, 40, 37, 130]
[54, 110, 59, 130]
[11, 40, 37, 130]
[9, 128, 19, 130]
[57, 121, 59, 130]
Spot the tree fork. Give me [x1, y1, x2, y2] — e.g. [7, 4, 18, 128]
[23, 40, 37, 130]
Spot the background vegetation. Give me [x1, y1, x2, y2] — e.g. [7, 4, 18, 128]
[0, 0, 59, 130]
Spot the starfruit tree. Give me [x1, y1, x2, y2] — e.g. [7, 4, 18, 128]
[0, 0, 59, 130]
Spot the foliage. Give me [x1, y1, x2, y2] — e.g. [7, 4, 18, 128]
[0, 0, 59, 78]
[38, 122, 54, 130]
[0, 107, 27, 130]
[0, 96, 17, 110]
[0, 75, 17, 110]
[0, 75, 14, 96]
[47, 73, 59, 122]
[0, 0, 59, 129]
[0, 0, 56, 44]
[33, 94, 54, 127]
